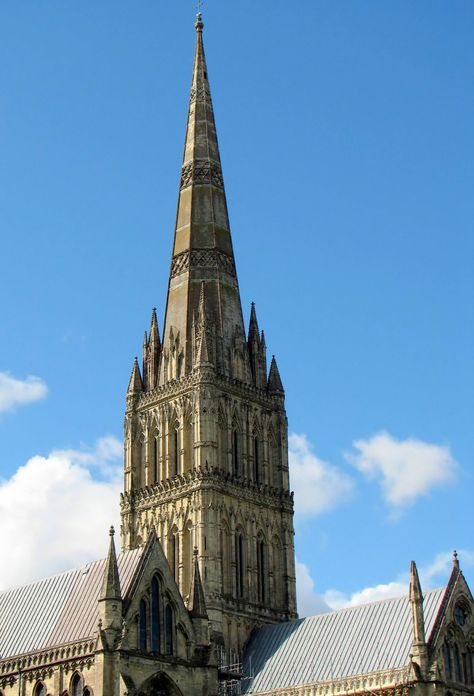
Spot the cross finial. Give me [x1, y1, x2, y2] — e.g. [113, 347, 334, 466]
[195, 0, 204, 30]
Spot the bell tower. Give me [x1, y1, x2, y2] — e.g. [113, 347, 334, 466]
[120, 13, 297, 656]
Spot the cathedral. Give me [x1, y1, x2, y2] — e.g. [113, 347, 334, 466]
[0, 13, 473, 696]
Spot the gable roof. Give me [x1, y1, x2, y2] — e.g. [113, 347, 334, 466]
[0, 548, 143, 660]
[242, 587, 445, 694]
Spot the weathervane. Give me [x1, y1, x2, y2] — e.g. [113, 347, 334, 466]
[197, 0, 203, 15]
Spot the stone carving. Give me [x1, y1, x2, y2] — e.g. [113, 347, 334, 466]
[190, 85, 212, 104]
[170, 249, 236, 278]
[180, 159, 224, 190]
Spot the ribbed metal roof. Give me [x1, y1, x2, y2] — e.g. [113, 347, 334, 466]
[0, 548, 143, 659]
[242, 587, 445, 693]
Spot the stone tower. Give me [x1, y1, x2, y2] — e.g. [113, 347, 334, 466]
[120, 14, 297, 657]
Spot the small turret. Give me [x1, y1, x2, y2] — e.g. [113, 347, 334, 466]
[247, 303, 267, 388]
[98, 527, 123, 639]
[268, 355, 284, 394]
[145, 308, 161, 389]
[409, 560, 428, 676]
[188, 548, 210, 651]
[188, 547, 208, 619]
[127, 358, 143, 397]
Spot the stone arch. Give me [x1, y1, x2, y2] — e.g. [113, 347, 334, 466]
[220, 516, 231, 596]
[256, 530, 267, 604]
[138, 672, 183, 696]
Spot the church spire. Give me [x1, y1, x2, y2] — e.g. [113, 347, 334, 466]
[160, 14, 245, 381]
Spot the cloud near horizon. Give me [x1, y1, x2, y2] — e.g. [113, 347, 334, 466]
[298, 548, 474, 614]
[347, 431, 457, 509]
[289, 433, 354, 516]
[0, 372, 48, 413]
[0, 436, 122, 591]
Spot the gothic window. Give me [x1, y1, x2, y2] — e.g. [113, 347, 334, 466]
[272, 536, 282, 607]
[152, 431, 159, 483]
[151, 576, 161, 652]
[254, 436, 260, 484]
[84, 691, 92, 696]
[182, 520, 193, 595]
[174, 428, 179, 475]
[257, 535, 266, 603]
[232, 430, 239, 476]
[168, 526, 179, 581]
[71, 675, 82, 696]
[217, 415, 227, 470]
[462, 652, 472, 684]
[455, 603, 468, 627]
[444, 642, 453, 680]
[454, 644, 463, 682]
[138, 598, 148, 650]
[221, 522, 231, 595]
[165, 603, 174, 655]
[183, 416, 193, 473]
[235, 530, 245, 598]
[33, 684, 46, 696]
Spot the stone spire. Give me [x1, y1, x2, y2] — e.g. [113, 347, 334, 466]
[188, 548, 208, 619]
[409, 560, 428, 675]
[100, 526, 122, 601]
[160, 14, 245, 382]
[268, 355, 284, 394]
[127, 357, 143, 397]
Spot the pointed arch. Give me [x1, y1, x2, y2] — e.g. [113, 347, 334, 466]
[167, 525, 179, 582]
[138, 597, 148, 651]
[182, 519, 193, 597]
[164, 600, 175, 656]
[256, 531, 267, 604]
[150, 575, 161, 652]
[271, 534, 282, 609]
[220, 517, 231, 596]
[235, 526, 246, 599]
[33, 684, 47, 696]
[139, 672, 183, 696]
[217, 404, 228, 471]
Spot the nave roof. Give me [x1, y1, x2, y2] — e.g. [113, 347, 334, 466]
[0, 547, 143, 660]
[242, 587, 446, 694]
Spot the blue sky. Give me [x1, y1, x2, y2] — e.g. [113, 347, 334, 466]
[0, 2, 473, 612]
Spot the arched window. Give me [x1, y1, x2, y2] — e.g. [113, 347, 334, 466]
[151, 431, 159, 483]
[33, 684, 47, 696]
[182, 520, 193, 594]
[454, 644, 462, 682]
[221, 521, 231, 595]
[254, 437, 260, 484]
[232, 430, 239, 476]
[272, 536, 282, 607]
[84, 690, 92, 696]
[71, 674, 82, 696]
[235, 530, 245, 598]
[165, 603, 174, 655]
[168, 527, 179, 581]
[138, 598, 147, 650]
[257, 536, 266, 603]
[174, 428, 179, 475]
[444, 642, 453, 680]
[151, 576, 161, 652]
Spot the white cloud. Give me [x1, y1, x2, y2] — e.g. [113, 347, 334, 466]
[320, 548, 474, 611]
[0, 436, 122, 591]
[0, 372, 48, 412]
[289, 433, 354, 516]
[296, 561, 332, 617]
[348, 431, 457, 509]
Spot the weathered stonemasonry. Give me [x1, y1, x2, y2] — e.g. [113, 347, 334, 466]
[120, 13, 297, 657]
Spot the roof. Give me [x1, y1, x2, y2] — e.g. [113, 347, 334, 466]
[0, 548, 143, 660]
[242, 587, 446, 694]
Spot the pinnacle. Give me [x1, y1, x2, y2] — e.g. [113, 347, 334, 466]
[100, 525, 122, 601]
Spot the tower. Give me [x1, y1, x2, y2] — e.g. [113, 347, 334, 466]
[120, 14, 297, 656]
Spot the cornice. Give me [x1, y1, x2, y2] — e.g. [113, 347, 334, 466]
[121, 464, 293, 514]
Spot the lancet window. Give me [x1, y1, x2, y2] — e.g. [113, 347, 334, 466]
[235, 529, 245, 598]
[257, 535, 266, 603]
[33, 684, 46, 696]
[232, 429, 239, 476]
[165, 603, 175, 655]
[138, 598, 148, 650]
[168, 527, 179, 581]
[151, 576, 161, 651]
[71, 674, 82, 696]
[254, 436, 261, 484]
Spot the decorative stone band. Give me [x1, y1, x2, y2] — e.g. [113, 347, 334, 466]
[180, 159, 224, 191]
[190, 84, 212, 104]
[171, 248, 236, 278]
